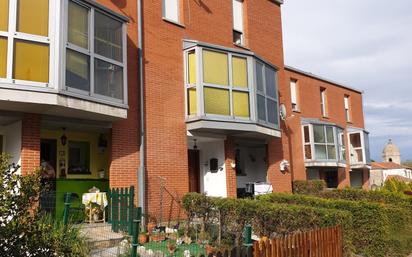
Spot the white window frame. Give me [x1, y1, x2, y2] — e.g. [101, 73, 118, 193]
[344, 95, 350, 122]
[232, 0, 244, 45]
[162, 0, 180, 24]
[0, 0, 56, 89]
[290, 79, 298, 112]
[62, 0, 128, 106]
[338, 128, 346, 162]
[348, 131, 367, 165]
[320, 88, 327, 117]
[302, 124, 340, 162]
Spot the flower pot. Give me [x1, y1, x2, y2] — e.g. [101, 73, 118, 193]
[205, 244, 216, 256]
[147, 222, 156, 234]
[138, 234, 148, 244]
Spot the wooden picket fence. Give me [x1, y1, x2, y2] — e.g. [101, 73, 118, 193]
[107, 186, 135, 235]
[253, 226, 343, 257]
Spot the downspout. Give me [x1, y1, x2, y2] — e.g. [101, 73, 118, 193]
[137, 0, 146, 224]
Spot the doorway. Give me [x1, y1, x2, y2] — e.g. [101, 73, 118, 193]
[324, 170, 338, 188]
[188, 149, 200, 193]
[40, 139, 57, 215]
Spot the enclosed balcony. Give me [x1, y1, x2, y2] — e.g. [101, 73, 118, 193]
[183, 41, 281, 139]
[348, 128, 371, 168]
[0, 0, 128, 121]
[302, 120, 346, 168]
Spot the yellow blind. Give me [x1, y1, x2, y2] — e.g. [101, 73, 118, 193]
[0, 37, 6, 78]
[233, 91, 249, 117]
[188, 51, 196, 84]
[188, 88, 197, 115]
[232, 56, 248, 88]
[13, 40, 49, 82]
[17, 0, 49, 36]
[204, 87, 230, 115]
[68, 1, 88, 49]
[0, 0, 8, 31]
[203, 50, 228, 86]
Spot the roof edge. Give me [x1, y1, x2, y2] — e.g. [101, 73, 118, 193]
[285, 65, 363, 94]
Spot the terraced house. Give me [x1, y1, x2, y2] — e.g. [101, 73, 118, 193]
[0, 0, 370, 217]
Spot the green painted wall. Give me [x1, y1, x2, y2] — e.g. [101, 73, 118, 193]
[55, 179, 109, 221]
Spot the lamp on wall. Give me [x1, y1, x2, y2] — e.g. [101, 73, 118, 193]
[193, 139, 198, 150]
[60, 128, 67, 146]
[98, 134, 108, 153]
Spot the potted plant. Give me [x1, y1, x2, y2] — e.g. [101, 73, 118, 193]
[138, 232, 148, 244]
[147, 216, 157, 234]
[167, 241, 177, 255]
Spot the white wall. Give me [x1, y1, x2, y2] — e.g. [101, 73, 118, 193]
[236, 146, 267, 188]
[0, 121, 22, 171]
[370, 168, 412, 187]
[198, 140, 227, 197]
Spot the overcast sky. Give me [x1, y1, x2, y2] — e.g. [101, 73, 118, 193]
[281, 0, 412, 162]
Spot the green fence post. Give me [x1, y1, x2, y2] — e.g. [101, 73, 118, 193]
[107, 189, 111, 223]
[63, 192, 71, 226]
[113, 188, 119, 233]
[244, 225, 253, 257]
[131, 207, 142, 257]
[121, 188, 125, 231]
[128, 186, 135, 235]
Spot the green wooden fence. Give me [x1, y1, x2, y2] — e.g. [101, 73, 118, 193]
[107, 186, 135, 235]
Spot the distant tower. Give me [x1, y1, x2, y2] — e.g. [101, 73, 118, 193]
[382, 139, 401, 164]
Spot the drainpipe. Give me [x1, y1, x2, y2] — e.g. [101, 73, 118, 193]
[137, 0, 146, 224]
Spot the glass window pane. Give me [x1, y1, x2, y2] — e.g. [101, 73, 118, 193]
[232, 56, 248, 88]
[94, 59, 123, 99]
[304, 126, 310, 143]
[313, 125, 325, 143]
[355, 149, 364, 162]
[68, 1, 88, 49]
[66, 49, 90, 91]
[265, 66, 277, 98]
[267, 99, 277, 125]
[257, 94, 266, 121]
[256, 62, 264, 92]
[326, 126, 334, 143]
[188, 88, 196, 115]
[315, 145, 327, 159]
[203, 50, 228, 86]
[0, 0, 8, 31]
[364, 132, 371, 163]
[0, 37, 6, 78]
[204, 87, 230, 115]
[233, 91, 249, 117]
[305, 145, 312, 160]
[350, 133, 362, 148]
[68, 141, 90, 174]
[164, 0, 179, 22]
[17, 0, 49, 36]
[13, 40, 49, 83]
[327, 145, 336, 159]
[188, 51, 196, 84]
[95, 12, 123, 62]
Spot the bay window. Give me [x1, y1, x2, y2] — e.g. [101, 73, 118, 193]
[302, 123, 346, 163]
[65, 0, 127, 103]
[185, 43, 280, 133]
[348, 130, 371, 165]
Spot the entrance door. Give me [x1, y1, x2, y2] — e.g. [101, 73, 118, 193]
[188, 149, 200, 193]
[40, 139, 57, 215]
[325, 170, 338, 188]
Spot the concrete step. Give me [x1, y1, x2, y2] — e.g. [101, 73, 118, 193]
[79, 223, 127, 251]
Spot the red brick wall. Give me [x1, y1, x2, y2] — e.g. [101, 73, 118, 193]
[224, 137, 237, 198]
[21, 113, 41, 175]
[284, 68, 367, 187]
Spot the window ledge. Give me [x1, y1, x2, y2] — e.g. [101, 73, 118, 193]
[292, 109, 301, 113]
[162, 17, 185, 28]
[233, 43, 250, 51]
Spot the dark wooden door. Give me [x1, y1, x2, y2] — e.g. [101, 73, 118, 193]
[188, 150, 200, 193]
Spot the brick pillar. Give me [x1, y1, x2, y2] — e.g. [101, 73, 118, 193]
[224, 137, 237, 198]
[362, 168, 370, 190]
[267, 131, 292, 193]
[338, 166, 350, 188]
[21, 113, 41, 175]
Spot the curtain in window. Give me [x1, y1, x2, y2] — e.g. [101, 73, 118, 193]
[203, 50, 228, 86]
[0, 0, 8, 31]
[233, 91, 249, 117]
[17, 0, 49, 36]
[13, 40, 49, 82]
[232, 56, 247, 88]
[0, 37, 6, 78]
[188, 51, 196, 84]
[68, 1, 88, 49]
[188, 88, 197, 115]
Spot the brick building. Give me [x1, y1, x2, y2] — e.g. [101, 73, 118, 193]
[0, 0, 370, 218]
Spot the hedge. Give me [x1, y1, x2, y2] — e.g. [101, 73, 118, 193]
[292, 180, 326, 195]
[182, 193, 353, 254]
[259, 193, 389, 257]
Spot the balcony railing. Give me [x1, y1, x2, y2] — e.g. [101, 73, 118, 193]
[184, 41, 280, 137]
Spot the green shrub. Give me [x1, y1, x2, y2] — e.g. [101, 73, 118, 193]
[182, 193, 353, 254]
[259, 193, 389, 257]
[292, 180, 326, 195]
